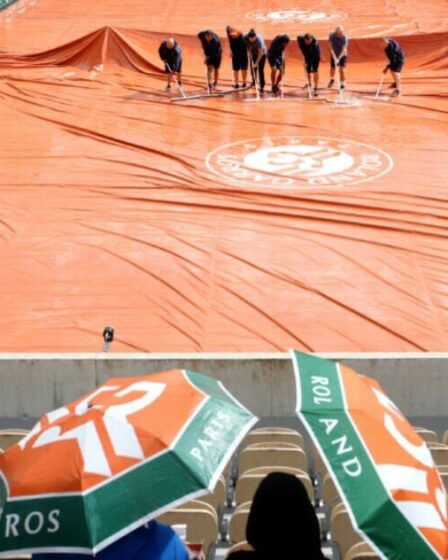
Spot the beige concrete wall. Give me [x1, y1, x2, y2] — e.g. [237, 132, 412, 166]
[0, 353, 447, 419]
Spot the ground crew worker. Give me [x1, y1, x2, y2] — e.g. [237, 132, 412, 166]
[198, 30, 222, 90]
[297, 33, 320, 96]
[383, 38, 405, 97]
[246, 29, 267, 95]
[328, 25, 348, 90]
[158, 37, 182, 92]
[267, 34, 290, 94]
[226, 26, 249, 89]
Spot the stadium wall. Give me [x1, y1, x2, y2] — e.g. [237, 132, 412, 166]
[0, 353, 447, 420]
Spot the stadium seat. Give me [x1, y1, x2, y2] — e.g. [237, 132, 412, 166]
[175, 499, 216, 515]
[229, 502, 251, 544]
[235, 466, 313, 504]
[199, 475, 226, 511]
[246, 441, 302, 449]
[242, 428, 304, 449]
[157, 502, 218, 557]
[331, 502, 361, 559]
[443, 431, 448, 446]
[439, 470, 448, 491]
[323, 473, 341, 510]
[0, 556, 31, 559]
[345, 542, 381, 560]
[0, 429, 29, 450]
[252, 427, 299, 434]
[239, 443, 308, 474]
[223, 459, 232, 477]
[312, 444, 329, 479]
[428, 444, 448, 466]
[414, 428, 438, 443]
[225, 541, 253, 558]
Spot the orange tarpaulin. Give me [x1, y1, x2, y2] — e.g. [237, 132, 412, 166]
[0, 0, 447, 352]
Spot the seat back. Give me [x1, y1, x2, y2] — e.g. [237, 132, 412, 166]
[345, 542, 381, 560]
[235, 467, 313, 504]
[177, 500, 217, 517]
[157, 506, 218, 557]
[242, 429, 304, 449]
[239, 444, 308, 474]
[251, 427, 300, 434]
[0, 429, 29, 450]
[0, 556, 32, 559]
[443, 430, 448, 446]
[429, 444, 448, 466]
[414, 428, 438, 443]
[199, 475, 226, 511]
[323, 473, 341, 510]
[312, 444, 328, 479]
[229, 503, 251, 544]
[246, 441, 301, 450]
[331, 503, 360, 559]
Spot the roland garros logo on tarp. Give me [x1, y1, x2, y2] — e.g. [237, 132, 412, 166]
[206, 136, 393, 189]
[246, 8, 346, 24]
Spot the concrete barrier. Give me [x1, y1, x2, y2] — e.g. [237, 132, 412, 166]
[0, 353, 447, 421]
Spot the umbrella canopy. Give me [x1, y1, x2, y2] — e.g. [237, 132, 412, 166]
[291, 350, 448, 560]
[0, 369, 257, 556]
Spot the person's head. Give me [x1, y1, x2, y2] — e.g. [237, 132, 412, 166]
[246, 472, 325, 560]
[247, 29, 257, 42]
[228, 26, 241, 38]
[382, 37, 391, 46]
[304, 33, 313, 45]
[282, 35, 290, 46]
[166, 37, 175, 49]
[204, 30, 213, 41]
[335, 25, 344, 37]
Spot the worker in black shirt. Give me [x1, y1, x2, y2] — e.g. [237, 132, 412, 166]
[383, 38, 405, 97]
[226, 26, 248, 89]
[297, 33, 320, 96]
[198, 30, 222, 90]
[267, 34, 290, 94]
[246, 29, 267, 95]
[158, 37, 182, 92]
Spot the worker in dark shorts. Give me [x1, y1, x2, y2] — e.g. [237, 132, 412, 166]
[226, 26, 248, 89]
[246, 29, 267, 95]
[267, 34, 290, 94]
[158, 37, 182, 92]
[328, 25, 348, 90]
[297, 33, 320, 96]
[198, 30, 222, 90]
[383, 38, 405, 97]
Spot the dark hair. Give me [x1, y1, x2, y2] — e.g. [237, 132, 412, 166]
[248, 29, 257, 38]
[246, 473, 325, 559]
[304, 33, 312, 40]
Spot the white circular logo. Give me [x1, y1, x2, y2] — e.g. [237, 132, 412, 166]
[206, 136, 393, 189]
[246, 8, 346, 24]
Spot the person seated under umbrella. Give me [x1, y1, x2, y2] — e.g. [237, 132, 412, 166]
[33, 520, 189, 560]
[227, 472, 327, 560]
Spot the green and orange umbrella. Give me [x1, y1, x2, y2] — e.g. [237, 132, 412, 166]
[0, 369, 257, 556]
[291, 350, 448, 560]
